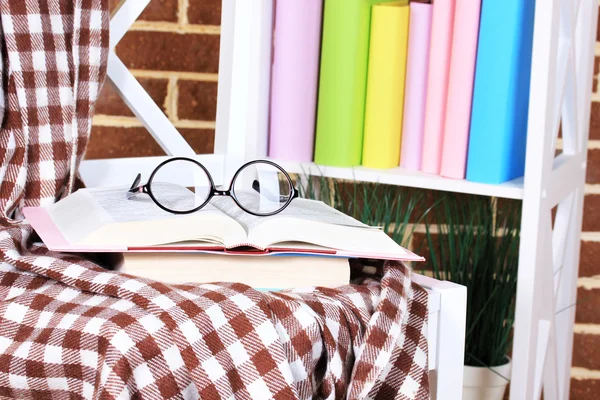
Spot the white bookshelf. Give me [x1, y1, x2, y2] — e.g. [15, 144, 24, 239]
[84, 0, 599, 399]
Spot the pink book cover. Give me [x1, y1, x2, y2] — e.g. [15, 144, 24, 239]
[421, 0, 456, 175]
[400, 2, 433, 171]
[268, 0, 323, 162]
[440, 0, 482, 179]
[23, 207, 425, 262]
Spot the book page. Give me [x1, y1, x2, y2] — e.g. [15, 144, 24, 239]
[210, 196, 410, 258]
[210, 195, 370, 233]
[87, 185, 220, 222]
[251, 219, 408, 258]
[48, 187, 247, 247]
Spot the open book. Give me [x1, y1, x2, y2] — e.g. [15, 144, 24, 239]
[23, 186, 423, 261]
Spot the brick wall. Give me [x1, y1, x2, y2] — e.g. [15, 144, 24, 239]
[87, 0, 220, 160]
[87, 1, 600, 398]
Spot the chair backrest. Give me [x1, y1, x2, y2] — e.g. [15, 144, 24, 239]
[81, 0, 224, 188]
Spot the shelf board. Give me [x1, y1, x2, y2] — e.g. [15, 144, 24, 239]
[277, 161, 525, 200]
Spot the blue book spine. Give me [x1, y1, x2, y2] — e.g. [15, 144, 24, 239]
[466, 0, 536, 184]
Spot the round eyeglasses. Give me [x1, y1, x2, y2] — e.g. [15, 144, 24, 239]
[127, 157, 299, 216]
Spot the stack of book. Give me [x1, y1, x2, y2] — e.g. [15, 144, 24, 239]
[246, 0, 536, 184]
[24, 187, 422, 289]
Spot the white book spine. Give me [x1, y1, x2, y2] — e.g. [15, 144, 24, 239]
[215, 0, 273, 180]
[246, 0, 273, 160]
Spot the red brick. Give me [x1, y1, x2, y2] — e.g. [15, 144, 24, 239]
[108, 0, 120, 12]
[572, 333, 600, 370]
[95, 78, 168, 117]
[587, 149, 600, 184]
[589, 102, 600, 140]
[178, 128, 215, 155]
[117, 32, 220, 73]
[582, 194, 600, 231]
[86, 127, 214, 159]
[597, 11, 600, 41]
[571, 378, 600, 400]
[177, 81, 218, 121]
[188, 0, 222, 25]
[575, 287, 600, 324]
[109, 0, 178, 22]
[410, 232, 437, 273]
[580, 241, 600, 277]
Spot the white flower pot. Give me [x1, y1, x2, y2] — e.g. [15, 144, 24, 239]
[463, 358, 511, 400]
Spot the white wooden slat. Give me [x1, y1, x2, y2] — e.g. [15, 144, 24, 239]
[535, 320, 553, 400]
[110, 0, 151, 48]
[552, 22, 571, 150]
[558, 0, 579, 154]
[278, 161, 524, 200]
[427, 310, 438, 373]
[576, 0, 598, 149]
[245, 0, 273, 160]
[80, 155, 226, 188]
[425, 289, 440, 372]
[552, 192, 575, 287]
[215, 0, 236, 158]
[544, 327, 560, 399]
[106, 54, 196, 157]
[546, 153, 585, 207]
[555, 188, 585, 400]
[511, 0, 562, 397]
[214, 0, 273, 182]
[412, 275, 466, 400]
[535, 212, 558, 399]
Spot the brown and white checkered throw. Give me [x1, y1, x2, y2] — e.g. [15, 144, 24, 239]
[0, 1, 430, 398]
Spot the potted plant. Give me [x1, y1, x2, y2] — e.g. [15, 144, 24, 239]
[421, 194, 520, 400]
[299, 178, 519, 399]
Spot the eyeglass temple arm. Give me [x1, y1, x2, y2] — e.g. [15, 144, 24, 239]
[252, 180, 299, 202]
[126, 173, 146, 199]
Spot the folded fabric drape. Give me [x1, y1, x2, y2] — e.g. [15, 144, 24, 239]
[0, 1, 430, 399]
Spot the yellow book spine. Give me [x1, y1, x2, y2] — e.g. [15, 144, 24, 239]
[362, 2, 410, 169]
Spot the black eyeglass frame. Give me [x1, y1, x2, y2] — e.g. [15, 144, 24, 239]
[128, 157, 299, 216]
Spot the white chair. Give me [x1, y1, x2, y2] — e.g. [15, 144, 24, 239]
[80, 1, 468, 398]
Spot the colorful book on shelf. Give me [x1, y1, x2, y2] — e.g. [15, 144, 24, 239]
[466, 0, 535, 184]
[362, 1, 410, 169]
[268, 0, 323, 162]
[439, 0, 482, 179]
[400, 1, 433, 171]
[421, 0, 456, 175]
[23, 186, 423, 262]
[117, 253, 351, 289]
[314, 0, 397, 167]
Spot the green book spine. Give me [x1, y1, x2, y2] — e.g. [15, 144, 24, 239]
[314, 0, 396, 167]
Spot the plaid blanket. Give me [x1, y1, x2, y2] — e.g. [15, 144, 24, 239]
[0, 1, 430, 399]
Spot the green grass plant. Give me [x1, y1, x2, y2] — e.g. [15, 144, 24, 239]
[298, 175, 521, 368]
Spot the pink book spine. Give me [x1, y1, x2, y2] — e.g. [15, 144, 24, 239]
[440, 0, 482, 179]
[421, 0, 456, 175]
[400, 2, 433, 171]
[268, 0, 323, 162]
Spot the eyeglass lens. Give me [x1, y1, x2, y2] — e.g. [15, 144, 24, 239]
[150, 159, 212, 213]
[232, 162, 293, 215]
